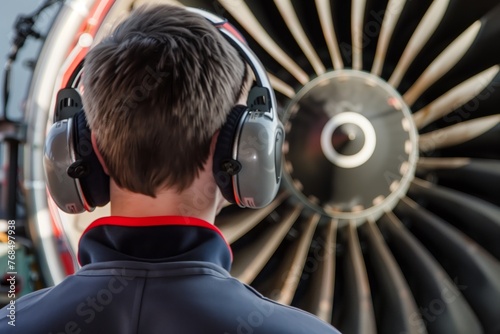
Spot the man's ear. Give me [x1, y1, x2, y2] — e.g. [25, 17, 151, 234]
[210, 130, 220, 156]
[210, 130, 230, 212]
[236, 64, 253, 105]
[91, 132, 109, 175]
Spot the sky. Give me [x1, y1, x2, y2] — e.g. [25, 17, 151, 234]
[0, 0, 59, 120]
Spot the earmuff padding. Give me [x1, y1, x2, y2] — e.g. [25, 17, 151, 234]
[73, 111, 110, 207]
[213, 105, 248, 204]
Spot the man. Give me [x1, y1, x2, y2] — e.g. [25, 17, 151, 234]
[0, 4, 340, 333]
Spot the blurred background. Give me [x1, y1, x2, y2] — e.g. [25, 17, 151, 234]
[0, 0, 40, 294]
[0, 0, 63, 307]
[0, 0, 47, 121]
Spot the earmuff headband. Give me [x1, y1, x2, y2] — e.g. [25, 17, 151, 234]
[186, 7, 277, 121]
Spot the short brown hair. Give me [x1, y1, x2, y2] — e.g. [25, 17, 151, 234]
[82, 4, 245, 196]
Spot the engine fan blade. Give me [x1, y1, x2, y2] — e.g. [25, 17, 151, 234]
[379, 212, 482, 334]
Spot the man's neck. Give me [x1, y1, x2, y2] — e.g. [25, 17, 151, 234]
[109, 177, 222, 224]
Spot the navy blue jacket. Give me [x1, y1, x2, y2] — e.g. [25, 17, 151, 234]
[0, 216, 340, 333]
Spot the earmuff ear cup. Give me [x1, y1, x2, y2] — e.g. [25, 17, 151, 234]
[73, 111, 110, 208]
[213, 105, 248, 203]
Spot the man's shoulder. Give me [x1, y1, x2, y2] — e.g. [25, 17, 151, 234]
[0, 286, 52, 315]
[0, 287, 53, 332]
[235, 283, 341, 333]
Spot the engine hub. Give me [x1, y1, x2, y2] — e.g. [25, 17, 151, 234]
[283, 70, 419, 223]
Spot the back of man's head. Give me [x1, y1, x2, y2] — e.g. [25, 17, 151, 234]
[82, 4, 246, 196]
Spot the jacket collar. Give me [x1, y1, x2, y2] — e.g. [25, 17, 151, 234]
[78, 216, 232, 271]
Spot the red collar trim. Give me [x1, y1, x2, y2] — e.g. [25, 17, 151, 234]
[79, 216, 233, 263]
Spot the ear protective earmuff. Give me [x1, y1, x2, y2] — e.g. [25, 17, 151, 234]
[43, 7, 284, 213]
[187, 8, 284, 209]
[43, 89, 110, 213]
